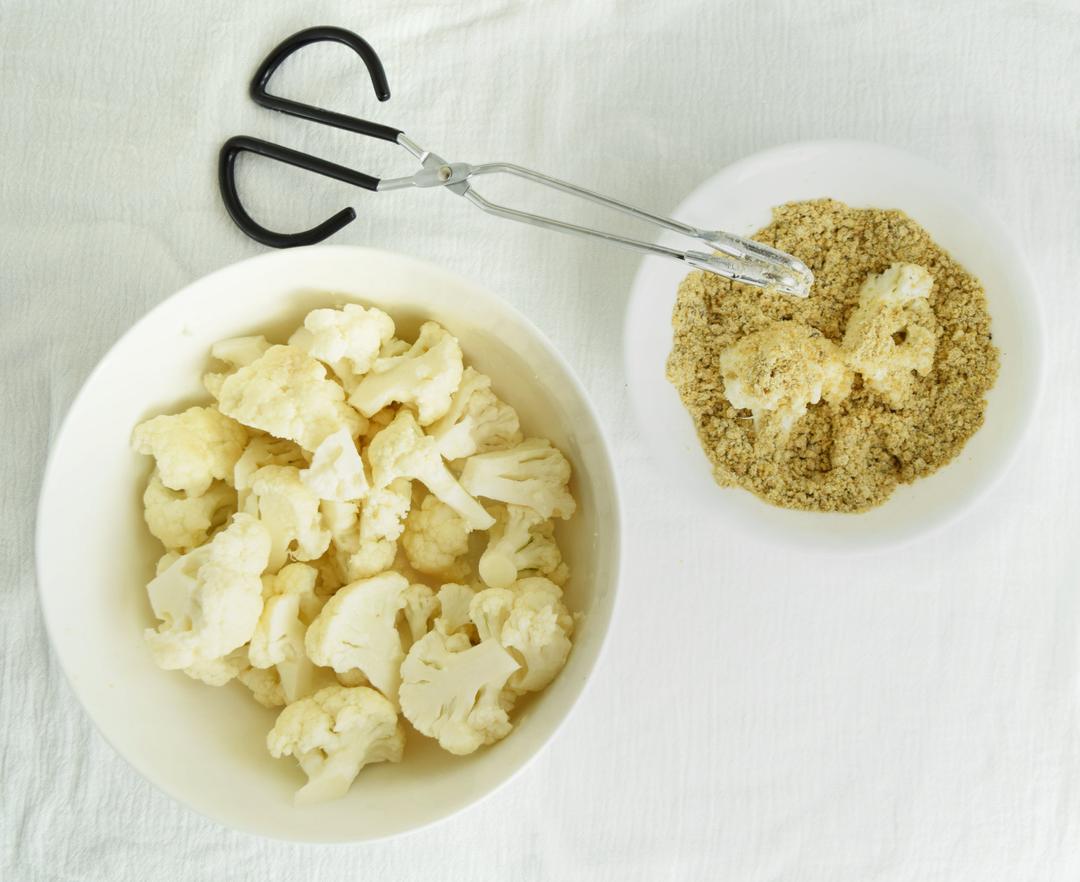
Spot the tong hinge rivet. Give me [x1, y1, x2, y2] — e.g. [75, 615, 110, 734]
[437, 165, 452, 181]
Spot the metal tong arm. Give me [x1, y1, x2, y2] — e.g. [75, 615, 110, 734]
[220, 26, 409, 248]
[403, 162, 812, 296]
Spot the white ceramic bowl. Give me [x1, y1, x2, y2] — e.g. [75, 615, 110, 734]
[625, 140, 1044, 551]
[36, 246, 621, 842]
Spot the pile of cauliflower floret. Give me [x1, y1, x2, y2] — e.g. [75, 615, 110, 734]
[131, 303, 578, 806]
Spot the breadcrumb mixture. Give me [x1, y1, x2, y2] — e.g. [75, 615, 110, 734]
[666, 199, 999, 513]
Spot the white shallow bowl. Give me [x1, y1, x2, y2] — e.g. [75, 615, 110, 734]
[624, 140, 1044, 551]
[36, 246, 621, 842]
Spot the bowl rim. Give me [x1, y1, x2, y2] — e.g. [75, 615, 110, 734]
[622, 138, 1046, 554]
[34, 244, 624, 842]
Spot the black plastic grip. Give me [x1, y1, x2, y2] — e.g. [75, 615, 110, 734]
[218, 135, 379, 248]
[250, 26, 401, 142]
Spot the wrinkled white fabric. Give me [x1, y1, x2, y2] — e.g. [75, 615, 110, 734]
[2, 0, 1079, 879]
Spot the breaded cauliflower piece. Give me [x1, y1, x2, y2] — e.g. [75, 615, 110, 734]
[348, 322, 464, 425]
[426, 367, 522, 460]
[267, 685, 404, 805]
[132, 405, 247, 495]
[217, 344, 364, 451]
[401, 494, 471, 580]
[144, 513, 271, 670]
[399, 629, 519, 755]
[843, 262, 938, 407]
[142, 471, 236, 552]
[719, 321, 853, 435]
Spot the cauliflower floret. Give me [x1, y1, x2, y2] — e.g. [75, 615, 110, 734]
[249, 591, 333, 703]
[217, 344, 364, 451]
[497, 577, 574, 695]
[300, 427, 369, 501]
[368, 411, 493, 530]
[335, 668, 370, 688]
[142, 471, 236, 552]
[843, 262, 938, 407]
[304, 572, 409, 700]
[399, 630, 519, 755]
[238, 665, 286, 708]
[144, 513, 271, 670]
[249, 465, 332, 573]
[427, 367, 522, 460]
[434, 583, 477, 638]
[261, 562, 324, 624]
[459, 439, 576, 520]
[267, 685, 404, 805]
[132, 406, 247, 495]
[360, 406, 396, 441]
[234, 436, 308, 511]
[401, 583, 438, 644]
[348, 322, 464, 425]
[468, 588, 515, 642]
[203, 335, 274, 397]
[295, 303, 395, 378]
[478, 504, 565, 589]
[360, 478, 413, 540]
[323, 480, 411, 582]
[401, 494, 471, 579]
[719, 321, 854, 436]
[183, 645, 250, 686]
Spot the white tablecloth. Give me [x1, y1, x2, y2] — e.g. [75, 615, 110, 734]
[3, 1, 1079, 879]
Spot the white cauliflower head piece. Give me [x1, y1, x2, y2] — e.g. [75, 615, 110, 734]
[496, 577, 574, 695]
[267, 685, 404, 805]
[719, 321, 853, 436]
[367, 411, 493, 530]
[348, 321, 464, 425]
[304, 572, 408, 700]
[132, 406, 247, 495]
[426, 367, 522, 460]
[401, 583, 438, 644]
[399, 630, 519, 755]
[300, 427, 369, 501]
[183, 645, 250, 686]
[296, 303, 395, 377]
[843, 262, 938, 407]
[144, 513, 271, 670]
[249, 590, 333, 703]
[479, 504, 564, 589]
[401, 494, 471, 580]
[216, 344, 364, 451]
[460, 439, 576, 520]
[433, 583, 477, 638]
[142, 471, 236, 552]
[234, 436, 308, 511]
[250, 465, 332, 573]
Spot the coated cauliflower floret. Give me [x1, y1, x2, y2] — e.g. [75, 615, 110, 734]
[304, 572, 409, 700]
[433, 583, 477, 638]
[401, 583, 438, 644]
[843, 262, 938, 407]
[719, 321, 853, 436]
[368, 411, 493, 530]
[427, 367, 522, 460]
[142, 471, 236, 552]
[401, 494, 471, 580]
[478, 504, 565, 589]
[293, 303, 395, 379]
[217, 344, 364, 451]
[249, 465, 332, 573]
[300, 427, 369, 501]
[460, 439, 576, 520]
[348, 322, 464, 425]
[132, 406, 247, 495]
[267, 685, 404, 805]
[144, 513, 271, 670]
[399, 629, 519, 755]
